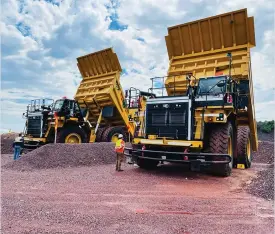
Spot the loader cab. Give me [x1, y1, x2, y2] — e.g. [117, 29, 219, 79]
[53, 98, 83, 119]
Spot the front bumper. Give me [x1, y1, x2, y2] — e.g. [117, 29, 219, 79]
[132, 138, 203, 148]
[21, 137, 45, 150]
[124, 148, 231, 165]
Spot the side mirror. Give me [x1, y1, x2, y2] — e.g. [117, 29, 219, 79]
[125, 90, 128, 98]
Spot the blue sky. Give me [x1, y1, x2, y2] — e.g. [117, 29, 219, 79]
[1, 0, 274, 132]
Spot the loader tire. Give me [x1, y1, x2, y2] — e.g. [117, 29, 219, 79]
[57, 125, 87, 143]
[137, 158, 159, 170]
[237, 126, 252, 168]
[95, 127, 107, 142]
[209, 122, 234, 177]
[101, 126, 128, 142]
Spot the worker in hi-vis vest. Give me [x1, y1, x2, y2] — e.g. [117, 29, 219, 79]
[115, 134, 125, 171]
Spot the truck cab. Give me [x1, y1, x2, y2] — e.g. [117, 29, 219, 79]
[53, 98, 84, 120]
[21, 98, 90, 150]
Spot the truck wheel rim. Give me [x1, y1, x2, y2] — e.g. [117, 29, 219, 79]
[247, 138, 251, 161]
[65, 133, 82, 143]
[111, 134, 119, 143]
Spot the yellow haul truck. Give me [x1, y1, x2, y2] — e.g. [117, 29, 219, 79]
[126, 9, 258, 176]
[21, 48, 151, 149]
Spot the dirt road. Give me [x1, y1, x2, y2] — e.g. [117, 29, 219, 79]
[2, 154, 274, 234]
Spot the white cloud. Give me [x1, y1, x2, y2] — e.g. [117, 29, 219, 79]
[255, 100, 275, 121]
[1, 21, 38, 56]
[213, 0, 274, 14]
[117, 0, 187, 27]
[251, 30, 275, 90]
[1, 0, 274, 132]
[1, 88, 57, 101]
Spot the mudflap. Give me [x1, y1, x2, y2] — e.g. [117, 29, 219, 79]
[124, 148, 136, 164]
[126, 156, 134, 164]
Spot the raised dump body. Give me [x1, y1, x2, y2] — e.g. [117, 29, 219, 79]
[164, 8, 257, 150]
[74, 48, 135, 136]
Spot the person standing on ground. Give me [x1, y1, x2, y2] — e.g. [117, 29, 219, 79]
[13, 133, 24, 160]
[115, 134, 125, 171]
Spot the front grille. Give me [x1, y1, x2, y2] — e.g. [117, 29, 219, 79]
[146, 102, 189, 140]
[27, 116, 42, 137]
[152, 111, 167, 126]
[169, 111, 186, 125]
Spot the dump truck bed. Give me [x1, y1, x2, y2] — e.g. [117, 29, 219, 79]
[74, 48, 134, 135]
[164, 8, 257, 150]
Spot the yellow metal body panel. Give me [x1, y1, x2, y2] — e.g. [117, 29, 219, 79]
[26, 137, 46, 143]
[44, 125, 52, 138]
[164, 9, 258, 151]
[89, 134, 96, 143]
[127, 95, 147, 137]
[165, 9, 255, 59]
[74, 48, 135, 136]
[194, 107, 233, 139]
[44, 117, 65, 138]
[133, 138, 203, 148]
[69, 118, 78, 121]
[148, 135, 157, 140]
[237, 164, 245, 169]
[166, 46, 251, 95]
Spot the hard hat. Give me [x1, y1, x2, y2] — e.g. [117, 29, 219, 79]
[118, 134, 123, 139]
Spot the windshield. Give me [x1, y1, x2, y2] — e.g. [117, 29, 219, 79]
[197, 76, 226, 95]
[53, 99, 64, 111]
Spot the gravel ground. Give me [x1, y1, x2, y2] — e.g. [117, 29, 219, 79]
[252, 141, 274, 164]
[1, 133, 18, 154]
[258, 131, 274, 142]
[1, 154, 14, 166]
[1, 132, 274, 233]
[247, 140, 274, 201]
[3, 143, 116, 171]
[247, 167, 274, 200]
[2, 162, 274, 234]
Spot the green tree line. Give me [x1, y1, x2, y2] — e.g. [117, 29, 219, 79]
[257, 120, 274, 133]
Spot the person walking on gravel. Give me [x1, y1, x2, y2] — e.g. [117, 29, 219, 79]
[115, 134, 125, 171]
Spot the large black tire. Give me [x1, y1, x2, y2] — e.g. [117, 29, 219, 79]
[237, 126, 252, 168]
[95, 127, 107, 142]
[57, 125, 88, 143]
[101, 126, 128, 142]
[137, 158, 159, 170]
[209, 122, 234, 177]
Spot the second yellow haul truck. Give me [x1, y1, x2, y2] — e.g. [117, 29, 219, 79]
[21, 48, 151, 149]
[126, 8, 258, 176]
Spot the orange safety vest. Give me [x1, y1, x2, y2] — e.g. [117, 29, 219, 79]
[115, 139, 125, 153]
